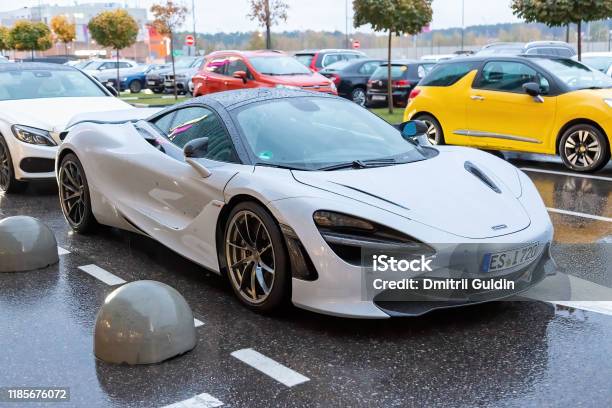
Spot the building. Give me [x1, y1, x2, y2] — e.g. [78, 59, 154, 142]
[0, 2, 164, 62]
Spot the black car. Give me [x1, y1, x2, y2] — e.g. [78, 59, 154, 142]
[366, 60, 435, 107]
[319, 59, 384, 106]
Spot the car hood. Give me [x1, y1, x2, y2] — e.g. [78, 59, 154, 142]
[292, 149, 529, 239]
[0, 97, 132, 143]
[261, 73, 332, 87]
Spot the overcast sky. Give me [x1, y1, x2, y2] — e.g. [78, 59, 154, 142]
[5, 0, 520, 33]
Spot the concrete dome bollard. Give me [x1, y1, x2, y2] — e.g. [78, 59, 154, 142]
[0, 216, 59, 272]
[94, 280, 197, 365]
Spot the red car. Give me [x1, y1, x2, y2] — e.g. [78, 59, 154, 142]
[192, 50, 337, 97]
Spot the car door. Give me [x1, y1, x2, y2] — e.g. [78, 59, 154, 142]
[198, 56, 229, 95]
[225, 56, 250, 91]
[124, 106, 245, 269]
[466, 60, 557, 150]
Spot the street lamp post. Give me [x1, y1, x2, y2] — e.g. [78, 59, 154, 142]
[345, 0, 349, 49]
[192, 0, 197, 56]
[461, 0, 465, 51]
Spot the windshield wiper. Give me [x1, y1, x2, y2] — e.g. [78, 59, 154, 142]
[254, 162, 305, 171]
[320, 158, 397, 171]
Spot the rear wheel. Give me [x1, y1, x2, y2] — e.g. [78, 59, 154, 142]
[351, 87, 367, 107]
[223, 202, 290, 313]
[559, 124, 610, 173]
[58, 153, 97, 233]
[129, 80, 142, 94]
[0, 136, 27, 193]
[413, 114, 444, 145]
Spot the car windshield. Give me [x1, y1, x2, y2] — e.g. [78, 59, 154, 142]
[0, 68, 107, 100]
[582, 56, 612, 72]
[232, 97, 430, 171]
[534, 58, 612, 90]
[175, 58, 198, 69]
[295, 54, 315, 67]
[250, 56, 311, 75]
[371, 65, 408, 80]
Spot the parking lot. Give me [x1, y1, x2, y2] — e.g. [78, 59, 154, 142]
[1, 154, 611, 408]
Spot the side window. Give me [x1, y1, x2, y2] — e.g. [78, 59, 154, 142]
[359, 61, 380, 75]
[205, 57, 229, 75]
[226, 57, 248, 76]
[100, 62, 114, 70]
[165, 106, 238, 163]
[474, 61, 540, 93]
[417, 64, 434, 79]
[323, 54, 342, 67]
[420, 62, 478, 86]
[119, 62, 131, 68]
[151, 111, 176, 135]
[344, 53, 360, 61]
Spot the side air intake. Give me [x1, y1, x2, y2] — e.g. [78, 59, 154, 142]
[464, 161, 501, 194]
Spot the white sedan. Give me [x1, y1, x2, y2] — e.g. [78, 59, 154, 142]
[57, 89, 555, 318]
[0, 62, 133, 193]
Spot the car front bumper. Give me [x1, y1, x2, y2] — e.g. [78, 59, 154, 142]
[10, 139, 57, 181]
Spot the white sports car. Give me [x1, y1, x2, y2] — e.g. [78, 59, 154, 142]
[0, 62, 132, 193]
[57, 89, 555, 318]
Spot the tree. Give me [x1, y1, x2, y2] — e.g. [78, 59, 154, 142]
[0, 26, 10, 55]
[9, 21, 52, 61]
[511, 0, 612, 60]
[88, 10, 139, 94]
[354, 0, 433, 114]
[247, 0, 289, 49]
[151, 1, 188, 100]
[50, 15, 76, 56]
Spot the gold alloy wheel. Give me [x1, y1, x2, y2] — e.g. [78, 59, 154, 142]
[225, 209, 276, 304]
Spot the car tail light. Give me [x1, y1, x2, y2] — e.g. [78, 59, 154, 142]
[408, 88, 421, 100]
[330, 74, 341, 85]
[392, 80, 411, 88]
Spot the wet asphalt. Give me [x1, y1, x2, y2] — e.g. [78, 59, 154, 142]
[0, 155, 611, 408]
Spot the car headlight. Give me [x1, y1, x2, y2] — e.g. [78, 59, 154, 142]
[275, 84, 300, 90]
[313, 210, 434, 266]
[11, 125, 56, 146]
[121, 77, 128, 81]
[604, 98, 612, 108]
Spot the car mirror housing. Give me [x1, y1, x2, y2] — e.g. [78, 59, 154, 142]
[398, 120, 430, 146]
[233, 70, 248, 83]
[183, 137, 209, 158]
[522, 82, 541, 97]
[104, 83, 119, 97]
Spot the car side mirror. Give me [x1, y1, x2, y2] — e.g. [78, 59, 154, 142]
[104, 83, 119, 97]
[398, 120, 430, 146]
[184, 137, 211, 178]
[522, 82, 544, 103]
[233, 70, 248, 84]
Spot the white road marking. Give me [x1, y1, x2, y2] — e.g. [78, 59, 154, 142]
[78, 264, 126, 286]
[162, 393, 223, 408]
[57, 246, 70, 255]
[194, 318, 204, 328]
[521, 167, 612, 182]
[231, 348, 309, 387]
[547, 207, 612, 223]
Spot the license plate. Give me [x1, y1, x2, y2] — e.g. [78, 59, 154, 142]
[147, 81, 156, 85]
[371, 95, 386, 101]
[164, 81, 173, 87]
[483, 243, 540, 273]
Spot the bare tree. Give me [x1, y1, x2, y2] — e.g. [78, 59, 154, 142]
[247, 0, 289, 49]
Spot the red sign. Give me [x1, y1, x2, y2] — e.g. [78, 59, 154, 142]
[185, 35, 195, 46]
[352, 40, 361, 49]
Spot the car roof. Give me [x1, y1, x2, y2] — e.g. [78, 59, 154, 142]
[0, 62, 75, 72]
[295, 49, 365, 54]
[165, 88, 336, 112]
[207, 50, 285, 58]
[380, 59, 427, 65]
[434, 54, 577, 65]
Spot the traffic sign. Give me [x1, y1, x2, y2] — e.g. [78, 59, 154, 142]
[185, 35, 195, 46]
[352, 40, 361, 49]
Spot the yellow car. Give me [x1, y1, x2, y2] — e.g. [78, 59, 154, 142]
[404, 55, 612, 172]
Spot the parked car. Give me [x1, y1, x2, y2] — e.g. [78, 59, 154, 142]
[192, 50, 337, 97]
[582, 52, 612, 77]
[146, 57, 202, 94]
[83, 59, 139, 77]
[0, 63, 133, 193]
[404, 55, 612, 172]
[99, 64, 170, 93]
[421, 54, 455, 62]
[320, 58, 384, 106]
[366, 60, 435, 107]
[162, 57, 205, 95]
[294, 49, 367, 72]
[57, 88, 554, 317]
[476, 41, 576, 58]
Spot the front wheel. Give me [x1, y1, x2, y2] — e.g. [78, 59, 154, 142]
[413, 114, 445, 145]
[58, 153, 97, 233]
[129, 80, 142, 94]
[223, 202, 290, 313]
[0, 136, 27, 193]
[559, 124, 610, 173]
